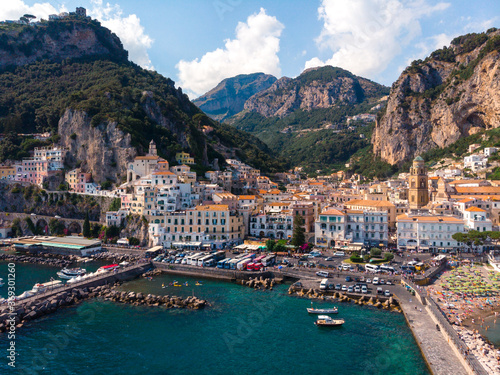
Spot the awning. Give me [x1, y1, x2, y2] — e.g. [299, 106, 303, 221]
[146, 246, 163, 253]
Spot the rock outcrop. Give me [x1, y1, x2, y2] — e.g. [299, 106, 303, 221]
[373, 29, 500, 165]
[243, 66, 388, 118]
[58, 109, 136, 183]
[193, 73, 277, 122]
[0, 18, 127, 70]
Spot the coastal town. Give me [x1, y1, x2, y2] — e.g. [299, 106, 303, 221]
[1, 138, 500, 373]
[0, 1, 500, 374]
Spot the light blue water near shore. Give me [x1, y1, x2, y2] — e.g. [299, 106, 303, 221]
[0, 266, 430, 375]
[479, 315, 500, 347]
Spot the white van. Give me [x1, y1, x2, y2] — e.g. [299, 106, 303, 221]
[365, 264, 380, 273]
[320, 278, 329, 290]
[373, 277, 380, 285]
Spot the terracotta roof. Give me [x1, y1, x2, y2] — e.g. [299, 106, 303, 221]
[397, 214, 463, 223]
[135, 156, 159, 160]
[238, 195, 257, 200]
[152, 171, 175, 175]
[195, 204, 229, 211]
[455, 186, 500, 194]
[465, 207, 486, 212]
[346, 199, 395, 208]
[320, 209, 345, 216]
[457, 198, 476, 203]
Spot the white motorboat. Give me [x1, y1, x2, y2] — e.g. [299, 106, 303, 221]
[57, 268, 87, 279]
[0, 278, 4, 287]
[314, 315, 345, 327]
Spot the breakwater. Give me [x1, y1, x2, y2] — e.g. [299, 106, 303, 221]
[0, 263, 152, 332]
[287, 285, 401, 312]
[0, 253, 72, 267]
[102, 289, 207, 309]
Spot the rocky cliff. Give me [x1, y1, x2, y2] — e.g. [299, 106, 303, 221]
[193, 73, 277, 122]
[373, 29, 500, 165]
[243, 66, 388, 118]
[0, 17, 127, 70]
[58, 109, 136, 183]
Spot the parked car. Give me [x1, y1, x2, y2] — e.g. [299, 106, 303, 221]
[384, 290, 391, 297]
[341, 285, 347, 291]
[354, 285, 361, 293]
[345, 276, 352, 282]
[325, 257, 335, 261]
[377, 287, 383, 294]
[386, 280, 392, 285]
[379, 279, 385, 285]
[361, 286, 368, 294]
[347, 286, 354, 293]
[334, 251, 345, 257]
[372, 277, 379, 285]
[335, 284, 341, 290]
[366, 278, 372, 284]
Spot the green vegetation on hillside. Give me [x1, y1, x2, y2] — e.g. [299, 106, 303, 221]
[0, 18, 285, 173]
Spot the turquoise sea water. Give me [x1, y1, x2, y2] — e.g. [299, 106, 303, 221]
[0, 264, 430, 375]
[479, 315, 500, 347]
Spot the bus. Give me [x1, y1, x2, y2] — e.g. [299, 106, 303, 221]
[217, 258, 231, 269]
[365, 264, 380, 273]
[254, 255, 266, 264]
[379, 265, 396, 273]
[188, 253, 204, 266]
[237, 258, 252, 271]
[198, 254, 215, 267]
[213, 251, 226, 261]
[262, 254, 276, 267]
[228, 258, 241, 270]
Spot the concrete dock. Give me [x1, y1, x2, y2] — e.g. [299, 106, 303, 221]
[397, 289, 469, 375]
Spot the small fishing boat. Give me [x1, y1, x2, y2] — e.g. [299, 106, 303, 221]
[314, 315, 345, 327]
[307, 306, 338, 314]
[307, 302, 337, 314]
[57, 268, 87, 279]
[195, 282, 202, 286]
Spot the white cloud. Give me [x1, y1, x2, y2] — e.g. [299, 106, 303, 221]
[176, 8, 284, 98]
[89, 0, 154, 70]
[464, 17, 498, 33]
[0, 0, 65, 22]
[305, 0, 450, 79]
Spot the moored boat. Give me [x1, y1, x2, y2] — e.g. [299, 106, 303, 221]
[57, 267, 87, 279]
[314, 315, 345, 327]
[97, 264, 119, 273]
[307, 307, 338, 314]
[0, 278, 4, 287]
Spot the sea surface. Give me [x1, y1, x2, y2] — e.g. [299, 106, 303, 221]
[479, 315, 500, 347]
[0, 262, 430, 375]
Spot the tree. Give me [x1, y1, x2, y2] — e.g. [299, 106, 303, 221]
[291, 214, 305, 248]
[370, 247, 382, 257]
[350, 252, 363, 263]
[383, 252, 394, 262]
[83, 212, 91, 238]
[274, 242, 287, 253]
[266, 239, 275, 252]
[109, 198, 121, 211]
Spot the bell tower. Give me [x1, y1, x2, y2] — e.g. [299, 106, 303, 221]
[148, 139, 157, 156]
[408, 156, 429, 210]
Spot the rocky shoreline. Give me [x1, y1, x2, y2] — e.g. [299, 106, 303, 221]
[454, 326, 500, 373]
[239, 276, 275, 290]
[0, 283, 208, 333]
[0, 253, 72, 267]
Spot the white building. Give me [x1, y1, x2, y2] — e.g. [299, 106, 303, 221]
[463, 154, 487, 171]
[396, 214, 465, 253]
[315, 208, 388, 248]
[463, 207, 493, 232]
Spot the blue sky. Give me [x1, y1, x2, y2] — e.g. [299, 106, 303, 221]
[2, 0, 499, 98]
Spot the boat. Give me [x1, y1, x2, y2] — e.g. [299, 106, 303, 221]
[0, 278, 4, 287]
[307, 307, 338, 314]
[31, 280, 63, 293]
[195, 282, 202, 286]
[97, 264, 119, 273]
[57, 268, 87, 279]
[314, 315, 345, 327]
